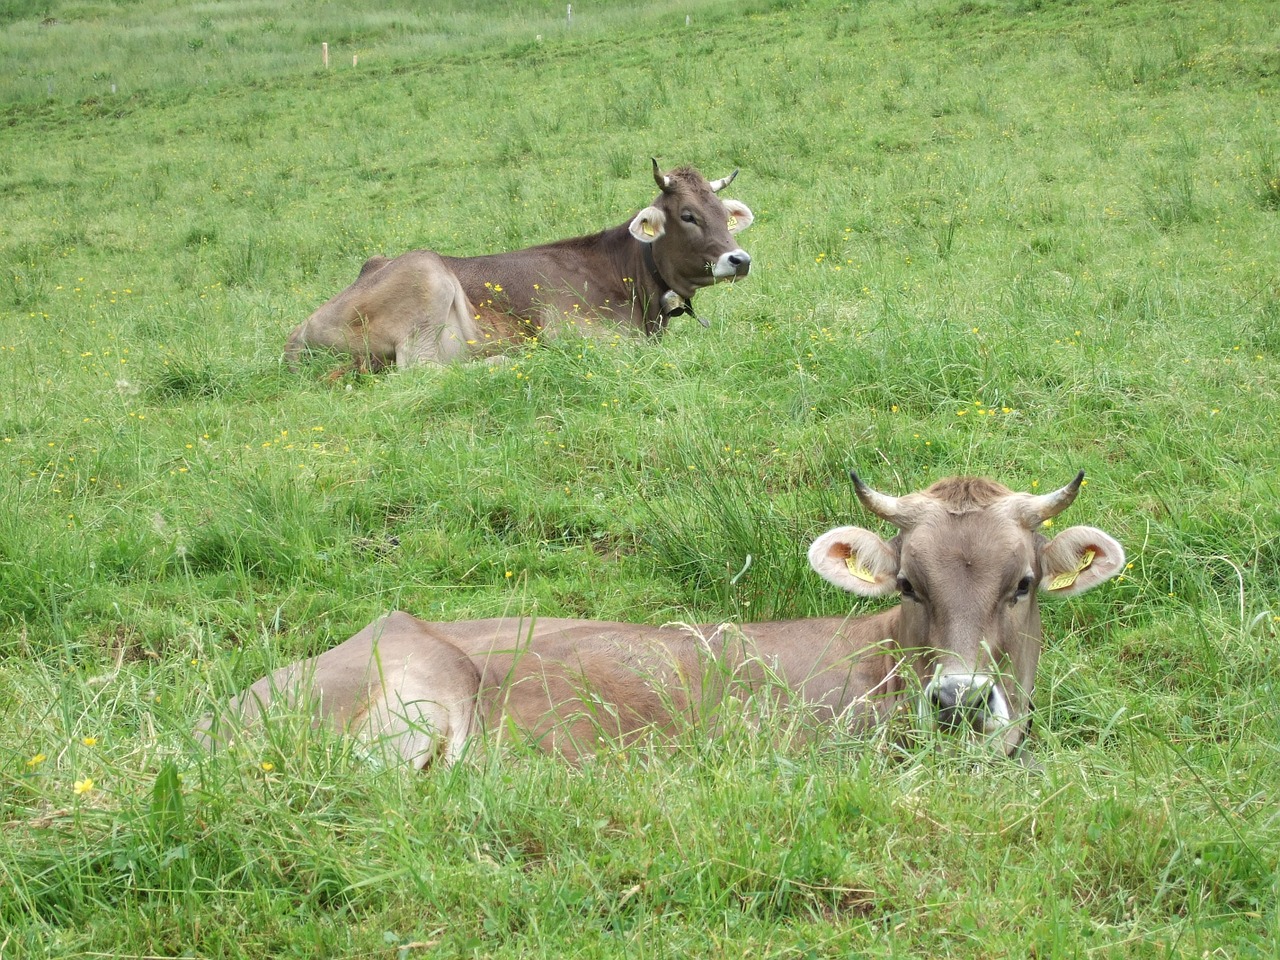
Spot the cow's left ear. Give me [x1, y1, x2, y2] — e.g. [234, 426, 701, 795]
[629, 206, 667, 244]
[722, 200, 753, 234]
[1039, 525, 1125, 597]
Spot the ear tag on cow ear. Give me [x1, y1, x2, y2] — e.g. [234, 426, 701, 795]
[642, 220, 656, 238]
[1048, 547, 1096, 591]
[727, 215, 738, 230]
[845, 555, 879, 584]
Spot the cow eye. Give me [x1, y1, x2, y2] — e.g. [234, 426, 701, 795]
[680, 211, 698, 225]
[1014, 575, 1035, 600]
[897, 577, 917, 600]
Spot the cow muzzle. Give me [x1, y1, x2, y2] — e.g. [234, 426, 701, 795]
[711, 249, 752, 280]
[922, 673, 1011, 736]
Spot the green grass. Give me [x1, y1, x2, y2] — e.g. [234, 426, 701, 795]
[2, 0, 1279, 955]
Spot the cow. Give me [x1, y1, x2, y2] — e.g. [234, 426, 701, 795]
[197, 472, 1125, 768]
[283, 160, 753, 371]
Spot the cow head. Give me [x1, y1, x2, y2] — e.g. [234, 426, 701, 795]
[627, 159, 753, 299]
[808, 472, 1125, 757]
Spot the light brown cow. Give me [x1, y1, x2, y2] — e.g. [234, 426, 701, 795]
[198, 472, 1124, 767]
[283, 160, 753, 371]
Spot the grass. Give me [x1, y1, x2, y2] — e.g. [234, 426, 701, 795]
[2, 0, 1279, 955]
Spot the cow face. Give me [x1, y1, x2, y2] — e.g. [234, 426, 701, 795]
[808, 472, 1125, 755]
[628, 160, 753, 299]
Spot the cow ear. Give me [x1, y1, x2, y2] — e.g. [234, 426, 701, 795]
[722, 200, 754, 234]
[808, 526, 899, 597]
[1039, 525, 1125, 597]
[628, 206, 667, 244]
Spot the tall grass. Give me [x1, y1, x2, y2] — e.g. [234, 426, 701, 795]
[2, 0, 1279, 955]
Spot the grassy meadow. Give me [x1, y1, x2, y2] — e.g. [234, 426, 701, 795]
[2, 0, 1279, 955]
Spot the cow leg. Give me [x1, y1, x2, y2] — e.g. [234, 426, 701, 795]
[198, 658, 481, 770]
[351, 653, 482, 769]
[321, 351, 392, 382]
[396, 271, 480, 368]
[283, 322, 314, 371]
[197, 613, 484, 771]
[193, 659, 317, 752]
[286, 315, 385, 376]
[287, 250, 478, 372]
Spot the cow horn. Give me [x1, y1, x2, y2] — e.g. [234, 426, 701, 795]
[709, 169, 739, 193]
[1019, 470, 1085, 527]
[850, 470, 918, 530]
[651, 158, 673, 193]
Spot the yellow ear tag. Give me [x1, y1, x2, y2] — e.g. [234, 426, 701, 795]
[727, 215, 738, 230]
[845, 556, 878, 584]
[1048, 548, 1096, 591]
[642, 221, 656, 238]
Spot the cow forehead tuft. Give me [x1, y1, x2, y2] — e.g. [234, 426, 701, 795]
[662, 166, 715, 191]
[921, 476, 1014, 510]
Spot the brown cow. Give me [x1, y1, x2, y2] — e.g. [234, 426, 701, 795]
[283, 160, 753, 370]
[197, 472, 1125, 767]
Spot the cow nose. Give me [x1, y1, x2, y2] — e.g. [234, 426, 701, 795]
[927, 675, 996, 733]
[711, 249, 753, 280]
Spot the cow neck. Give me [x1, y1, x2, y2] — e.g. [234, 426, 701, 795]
[641, 243, 705, 332]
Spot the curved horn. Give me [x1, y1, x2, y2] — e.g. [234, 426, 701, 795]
[651, 157, 673, 193]
[708, 169, 739, 193]
[850, 470, 918, 530]
[1019, 470, 1085, 527]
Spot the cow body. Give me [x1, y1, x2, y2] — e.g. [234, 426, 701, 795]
[284, 162, 753, 371]
[199, 474, 1125, 767]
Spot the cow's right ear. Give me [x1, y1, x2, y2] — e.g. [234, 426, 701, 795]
[629, 206, 667, 244]
[808, 526, 899, 597]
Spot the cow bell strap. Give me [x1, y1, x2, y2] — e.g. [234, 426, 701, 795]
[642, 244, 706, 328]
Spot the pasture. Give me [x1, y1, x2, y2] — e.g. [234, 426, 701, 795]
[2, 0, 1278, 955]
